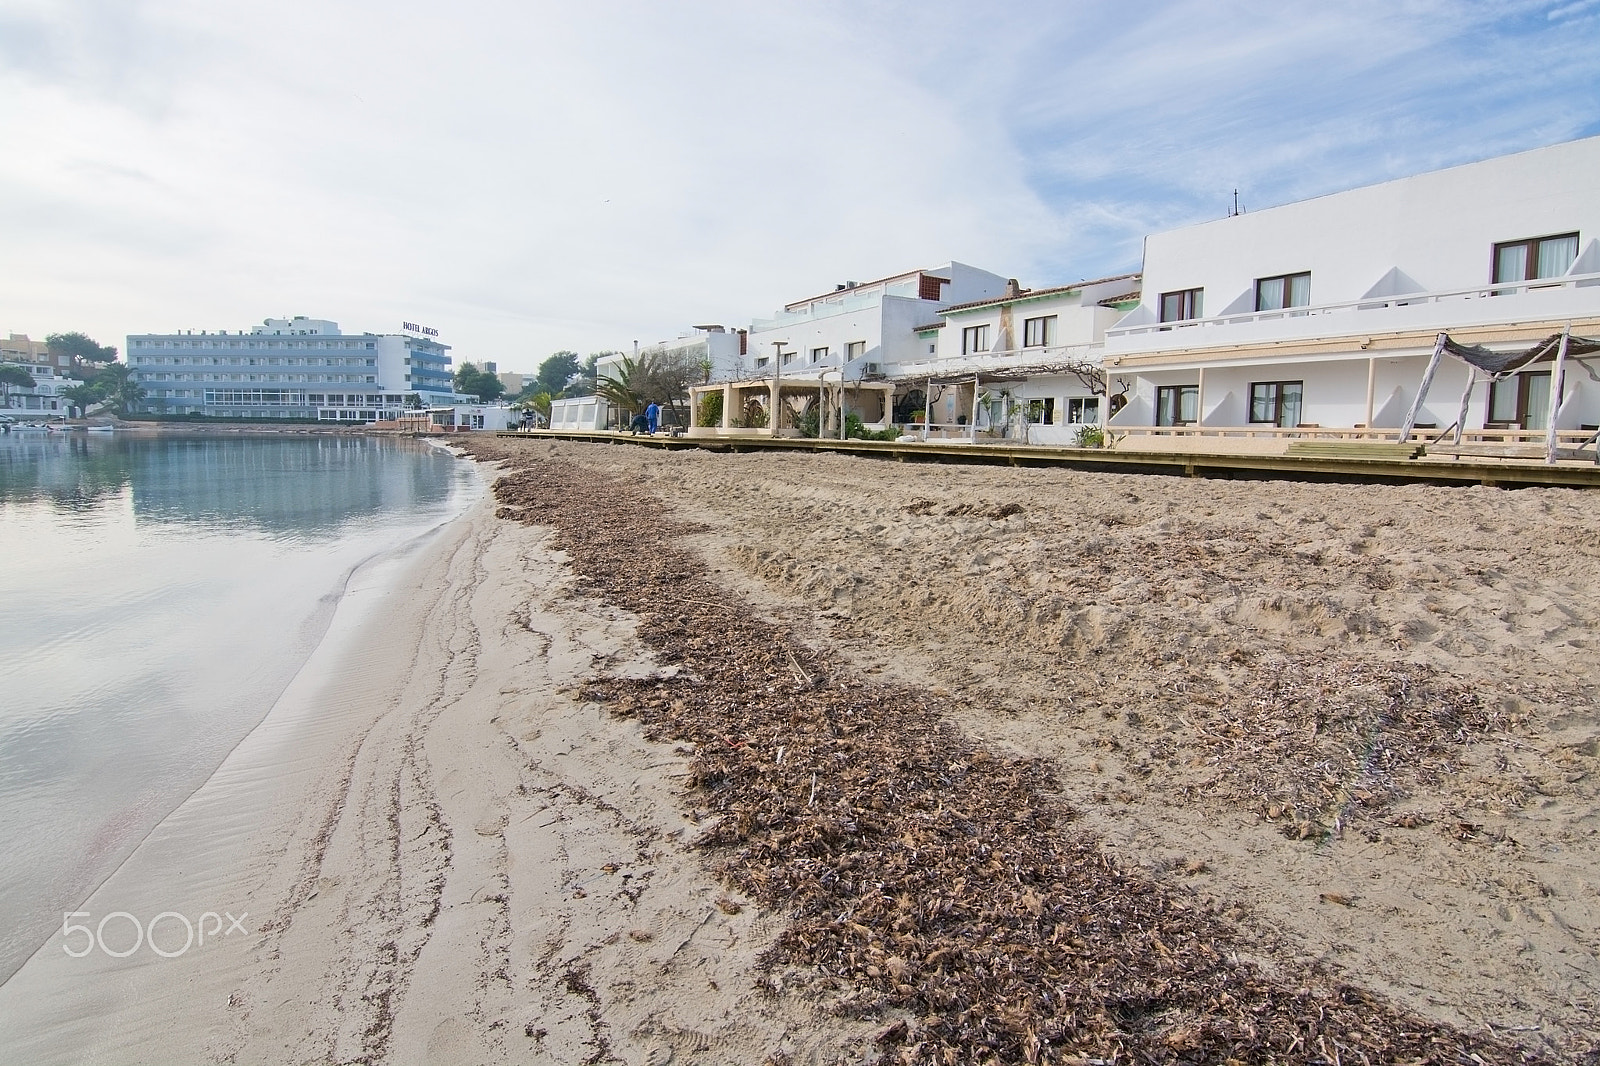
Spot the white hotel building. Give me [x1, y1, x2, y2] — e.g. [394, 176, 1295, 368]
[1103, 136, 1600, 444]
[126, 316, 454, 421]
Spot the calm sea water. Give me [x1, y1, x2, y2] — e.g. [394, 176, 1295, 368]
[0, 432, 481, 982]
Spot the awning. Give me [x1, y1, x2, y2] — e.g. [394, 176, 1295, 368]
[1442, 333, 1600, 376]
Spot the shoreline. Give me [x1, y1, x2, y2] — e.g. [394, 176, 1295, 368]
[0, 496, 485, 1058]
[0, 434, 482, 986]
[0, 485, 876, 1064]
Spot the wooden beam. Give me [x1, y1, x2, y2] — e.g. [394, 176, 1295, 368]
[1454, 367, 1476, 446]
[1399, 333, 1448, 443]
[1546, 324, 1572, 465]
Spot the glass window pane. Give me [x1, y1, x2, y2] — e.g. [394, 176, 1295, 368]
[1257, 277, 1284, 311]
[1190, 290, 1203, 318]
[1280, 382, 1303, 427]
[1287, 274, 1311, 307]
[1250, 384, 1273, 422]
[1523, 373, 1551, 430]
[1535, 236, 1578, 279]
[1488, 378, 1519, 422]
[1178, 386, 1198, 423]
[1496, 244, 1527, 284]
[1161, 294, 1181, 322]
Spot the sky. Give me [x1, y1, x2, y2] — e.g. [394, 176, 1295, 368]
[2, 0, 1598, 375]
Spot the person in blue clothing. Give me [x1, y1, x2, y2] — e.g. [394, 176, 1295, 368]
[645, 401, 660, 434]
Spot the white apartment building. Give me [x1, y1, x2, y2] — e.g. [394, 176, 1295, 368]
[746, 262, 1010, 377]
[1, 334, 71, 415]
[897, 274, 1140, 443]
[126, 316, 455, 421]
[684, 262, 1010, 437]
[1104, 136, 1600, 443]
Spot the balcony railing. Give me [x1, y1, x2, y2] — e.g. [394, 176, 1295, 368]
[1107, 271, 1600, 342]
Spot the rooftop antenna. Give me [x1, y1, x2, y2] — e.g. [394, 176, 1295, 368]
[1230, 189, 1244, 217]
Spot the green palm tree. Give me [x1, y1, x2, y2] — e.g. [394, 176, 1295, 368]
[594, 352, 651, 415]
[96, 363, 147, 415]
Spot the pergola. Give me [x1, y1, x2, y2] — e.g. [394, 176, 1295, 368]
[900, 358, 1106, 442]
[1400, 327, 1600, 463]
[686, 373, 896, 438]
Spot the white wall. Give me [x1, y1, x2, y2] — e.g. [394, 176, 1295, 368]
[934, 290, 1124, 359]
[941, 261, 1011, 304]
[748, 304, 879, 373]
[1131, 135, 1600, 324]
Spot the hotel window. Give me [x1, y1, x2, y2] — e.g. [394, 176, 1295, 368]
[1156, 385, 1198, 426]
[1249, 380, 1303, 427]
[1022, 315, 1056, 348]
[846, 340, 865, 360]
[781, 352, 797, 366]
[810, 346, 828, 364]
[1066, 397, 1098, 424]
[1493, 233, 1578, 289]
[1255, 272, 1310, 312]
[1026, 398, 1055, 425]
[754, 356, 770, 369]
[1486, 371, 1552, 430]
[961, 325, 989, 355]
[1159, 288, 1203, 322]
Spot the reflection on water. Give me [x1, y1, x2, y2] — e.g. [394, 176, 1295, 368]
[0, 433, 459, 532]
[0, 433, 480, 983]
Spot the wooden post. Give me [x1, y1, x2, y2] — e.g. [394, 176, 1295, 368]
[1196, 366, 1207, 429]
[1400, 333, 1448, 443]
[721, 383, 732, 429]
[1546, 324, 1572, 465]
[969, 375, 979, 443]
[1453, 368, 1476, 446]
[770, 342, 783, 437]
[923, 376, 932, 442]
[1363, 356, 1377, 430]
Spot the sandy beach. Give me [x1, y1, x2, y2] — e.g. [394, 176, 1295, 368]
[2, 438, 1596, 1064]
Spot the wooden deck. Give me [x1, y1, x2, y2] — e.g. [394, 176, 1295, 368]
[494, 430, 1600, 489]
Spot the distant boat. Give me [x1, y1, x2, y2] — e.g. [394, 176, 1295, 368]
[86, 425, 115, 433]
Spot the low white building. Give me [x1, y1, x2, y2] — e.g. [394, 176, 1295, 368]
[1104, 136, 1600, 451]
[126, 316, 455, 421]
[894, 274, 1140, 444]
[549, 395, 611, 431]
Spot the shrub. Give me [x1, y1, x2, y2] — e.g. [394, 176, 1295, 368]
[696, 391, 723, 428]
[1075, 424, 1106, 448]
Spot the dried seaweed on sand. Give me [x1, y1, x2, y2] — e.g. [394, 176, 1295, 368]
[469, 441, 1549, 1066]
